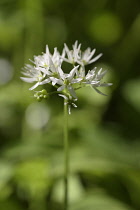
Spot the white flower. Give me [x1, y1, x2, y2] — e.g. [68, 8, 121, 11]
[30, 45, 63, 74]
[77, 47, 102, 66]
[33, 54, 49, 69]
[83, 68, 112, 95]
[46, 45, 64, 67]
[51, 65, 81, 98]
[20, 47, 64, 90]
[58, 94, 77, 114]
[63, 41, 102, 66]
[20, 64, 50, 90]
[63, 40, 81, 64]
[21, 41, 112, 113]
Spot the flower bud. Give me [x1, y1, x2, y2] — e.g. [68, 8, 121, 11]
[41, 89, 47, 95]
[37, 96, 42, 102]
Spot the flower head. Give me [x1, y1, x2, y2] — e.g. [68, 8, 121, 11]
[63, 41, 81, 64]
[78, 47, 103, 65]
[21, 41, 112, 114]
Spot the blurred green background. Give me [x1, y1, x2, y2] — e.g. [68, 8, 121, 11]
[0, 0, 140, 210]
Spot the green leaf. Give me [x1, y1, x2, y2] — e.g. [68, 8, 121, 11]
[14, 158, 51, 199]
[70, 191, 133, 210]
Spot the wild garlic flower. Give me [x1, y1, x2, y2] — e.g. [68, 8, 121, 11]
[64, 41, 102, 66]
[77, 48, 103, 66]
[21, 64, 50, 90]
[21, 41, 112, 113]
[63, 41, 81, 64]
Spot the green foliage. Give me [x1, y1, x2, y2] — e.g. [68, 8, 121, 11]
[15, 159, 50, 198]
[70, 191, 133, 210]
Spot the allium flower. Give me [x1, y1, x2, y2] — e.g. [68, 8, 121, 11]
[21, 64, 51, 90]
[77, 47, 103, 66]
[63, 41, 81, 64]
[21, 41, 112, 113]
[64, 41, 102, 66]
[51, 65, 81, 98]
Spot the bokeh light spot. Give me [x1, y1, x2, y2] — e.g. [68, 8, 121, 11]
[89, 12, 123, 45]
[25, 103, 50, 130]
[0, 59, 13, 85]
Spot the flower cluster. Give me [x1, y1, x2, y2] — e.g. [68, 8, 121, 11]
[21, 41, 112, 113]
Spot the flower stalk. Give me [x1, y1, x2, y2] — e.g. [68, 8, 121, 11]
[64, 98, 69, 210]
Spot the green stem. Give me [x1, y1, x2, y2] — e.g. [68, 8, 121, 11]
[64, 99, 69, 210]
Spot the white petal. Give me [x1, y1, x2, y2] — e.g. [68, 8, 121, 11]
[77, 43, 81, 52]
[39, 67, 48, 74]
[72, 103, 77, 108]
[64, 43, 73, 61]
[89, 53, 103, 64]
[90, 81, 100, 85]
[99, 83, 113, 87]
[96, 70, 107, 80]
[78, 66, 85, 77]
[58, 67, 65, 80]
[85, 73, 93, 80]
[63, 58, 72, 63]
[83, 81, 99, 85]
[97, 68, 103, 75]
[76, 60, 83, 65]
[68, 65, 79, 80]
[71, 78, 82, 83]
[73, 40, 78, 49]
[29, 82, 40, 90]
[39, 78, 50, 85]
[24, 64, 34, 69]
[61, 48, 66, 59]
[87, 48, 96, 61]
[73, 41, 81, 59]
[50, 77, 58, 86]
[20, 77, 36, 83]
[67, 86, 77, 98]
[57, 85, 65, 91]
[49, 56, 56, 72]
[21, 72, 31, 77]
[46, 45, 50, 55]
[82, 48, 90, 60]
[58, 94, 68, 100]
